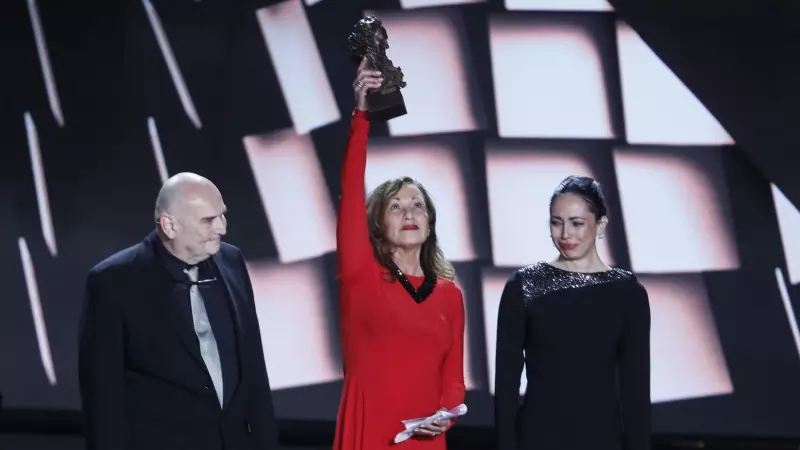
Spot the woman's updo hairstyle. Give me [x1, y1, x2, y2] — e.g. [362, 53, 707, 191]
[549, 175, 608, 220]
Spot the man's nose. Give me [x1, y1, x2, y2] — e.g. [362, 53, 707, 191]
[214, 218, 227, 235]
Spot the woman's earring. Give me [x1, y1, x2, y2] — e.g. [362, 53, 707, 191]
[597, 233, 604, 240]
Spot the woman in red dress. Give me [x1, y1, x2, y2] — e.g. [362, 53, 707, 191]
[332, 60, 466, 450]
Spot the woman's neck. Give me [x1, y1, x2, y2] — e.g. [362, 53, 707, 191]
[391, 247, 423, 276]
[553, 250, 609, 273]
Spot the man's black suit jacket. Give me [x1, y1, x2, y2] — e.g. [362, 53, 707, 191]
[78, 231, 278, 450]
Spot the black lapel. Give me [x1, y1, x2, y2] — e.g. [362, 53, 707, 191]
[142, 232, 208, 374]
[211, 252, 245, 342]
[210, 251, 245, 407]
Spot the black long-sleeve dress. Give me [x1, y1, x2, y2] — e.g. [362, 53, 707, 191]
[494, 262, 651, 450]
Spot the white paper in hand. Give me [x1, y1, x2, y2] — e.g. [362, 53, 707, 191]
[393, 404, 468, 444]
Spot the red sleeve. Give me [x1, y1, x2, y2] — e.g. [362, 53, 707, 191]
[439, 283, 466, 410]
[336, 109, 374, 282]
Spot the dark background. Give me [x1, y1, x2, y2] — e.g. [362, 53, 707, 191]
[1, 0, 799, 448]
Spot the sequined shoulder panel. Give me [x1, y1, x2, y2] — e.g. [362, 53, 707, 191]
[517, 262, 634, 303]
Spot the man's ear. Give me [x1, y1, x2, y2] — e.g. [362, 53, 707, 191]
[159, 215, 177, 239]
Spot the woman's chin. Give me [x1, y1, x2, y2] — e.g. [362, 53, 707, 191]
[391, 237, 425, 250]
[558, 249, 584, 260]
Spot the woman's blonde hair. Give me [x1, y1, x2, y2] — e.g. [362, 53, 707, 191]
[365, 177, 455, 281]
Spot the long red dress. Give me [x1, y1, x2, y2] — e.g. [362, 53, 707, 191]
[333, 109, 466, 450]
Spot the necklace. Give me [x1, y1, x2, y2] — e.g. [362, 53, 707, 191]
[390, 264, 437, 304]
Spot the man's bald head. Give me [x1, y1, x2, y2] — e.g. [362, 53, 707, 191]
[154, 172, 228, 264]
[154, 172, 218, 222]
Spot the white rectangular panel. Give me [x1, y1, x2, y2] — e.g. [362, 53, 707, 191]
[505, 0, 613, 11]
[454, 276, 479, 390]
[774, 268, 800, 360]
[147, 117, 169, 184]
[363, 10, 483, 137]
[772, 184, 800, 285]
[142, 0, 202, 129]
[485, 143, 615, 267]
[400, 0, 485, 9]
[18, 237, 57, 386]
[365, 138, 476, 262]
[613, 147, 739, 273]
[247, 259, 341, 389]
[24, 112, 57, 258]
[641, 274, 733, 402]
[256, 0, 340, 134]
[489, 15, 614, 139]
[616, 22, 734, 146]
[27, 0, 64, 127]
[243, 129, 337, 264]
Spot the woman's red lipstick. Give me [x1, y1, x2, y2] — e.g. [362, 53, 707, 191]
[401, 225, 419, 231]
[558, 243, 578, 251]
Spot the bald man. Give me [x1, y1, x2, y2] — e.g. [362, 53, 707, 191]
[78, 173, 278, 450]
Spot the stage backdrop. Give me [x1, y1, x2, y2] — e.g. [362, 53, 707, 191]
[1, 0, 799, 438]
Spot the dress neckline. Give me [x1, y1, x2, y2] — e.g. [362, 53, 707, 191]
[403, 273, 425, 280]
[545, 262, 614, 275]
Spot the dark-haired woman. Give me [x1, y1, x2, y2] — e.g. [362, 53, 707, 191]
[494, 175, 652, 450]
[333, 59, 466, 450]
